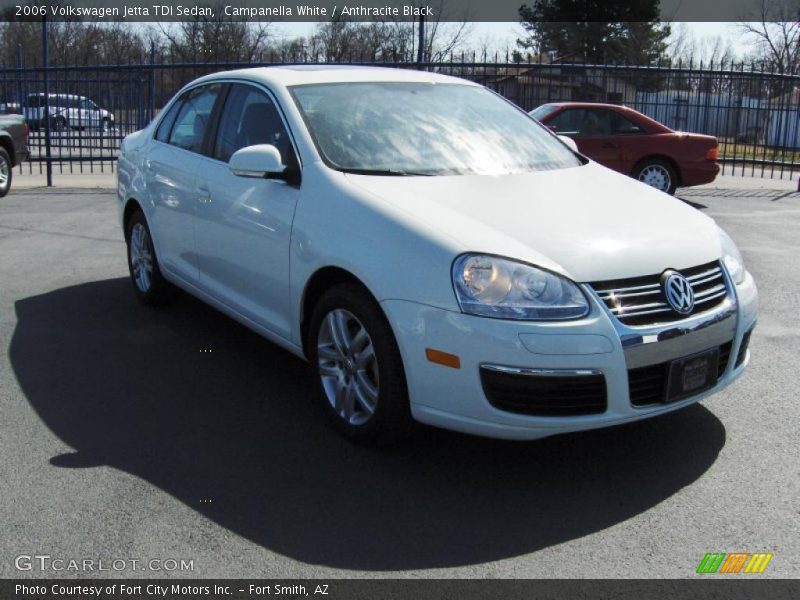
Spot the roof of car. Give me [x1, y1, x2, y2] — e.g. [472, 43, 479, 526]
[28, 93, 86, 99]
[193, 65, 477, 88]
[543, 102, 635, 111]
[538, 102, 673, 133]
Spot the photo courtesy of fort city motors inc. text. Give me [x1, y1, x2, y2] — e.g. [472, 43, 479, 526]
[0, 0, 798, 598]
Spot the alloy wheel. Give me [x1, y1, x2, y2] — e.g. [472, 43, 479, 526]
[638, 164, 671, 192]
[316, 309, 379, 426]
[129, 223, 154, 293]
[0, 157, 8, 188]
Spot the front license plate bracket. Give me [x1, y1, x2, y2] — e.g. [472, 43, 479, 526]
[665, 348, 720, 403]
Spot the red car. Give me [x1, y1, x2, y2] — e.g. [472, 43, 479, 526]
[530, 102, 719, 195]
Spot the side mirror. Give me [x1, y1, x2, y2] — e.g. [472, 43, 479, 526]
[558, 135, 579, 153]
[229, 144, 286, 179]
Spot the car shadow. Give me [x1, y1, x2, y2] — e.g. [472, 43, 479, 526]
[10, 278, 726, 571]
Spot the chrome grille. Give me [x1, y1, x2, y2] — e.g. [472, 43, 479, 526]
[589, 261, 729, 327]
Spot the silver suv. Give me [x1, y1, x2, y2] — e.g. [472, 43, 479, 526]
[24, 93, 114, 131]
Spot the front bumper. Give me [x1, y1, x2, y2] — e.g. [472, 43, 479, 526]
[381, 270, 757, 440]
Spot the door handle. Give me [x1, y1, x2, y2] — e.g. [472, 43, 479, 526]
[197, 185, 212, 205]
[601, 142, 620, 149]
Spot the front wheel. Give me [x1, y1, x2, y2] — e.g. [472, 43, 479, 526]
[634, 158, 678, 195]
[0, 147, 12, 197]
[125, 210, 169, 305]
[307, 283, 414, 444]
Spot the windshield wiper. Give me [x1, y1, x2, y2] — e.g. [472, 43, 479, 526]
[340, 168, 433, 176]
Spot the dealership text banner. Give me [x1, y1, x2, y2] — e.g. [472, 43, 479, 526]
[4, 580, 800, 600]
[0, 0, 780, 22]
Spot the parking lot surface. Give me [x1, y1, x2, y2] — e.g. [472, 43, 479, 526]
[0, 182, 798, 578]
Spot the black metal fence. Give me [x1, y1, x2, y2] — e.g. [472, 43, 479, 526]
[2, 54, 800, 182]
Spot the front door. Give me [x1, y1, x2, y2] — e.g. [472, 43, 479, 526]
[550, 107, 624, 172]
[194, 83, 300, 339]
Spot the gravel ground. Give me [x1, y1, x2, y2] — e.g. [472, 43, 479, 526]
[0, 182, 797, 579]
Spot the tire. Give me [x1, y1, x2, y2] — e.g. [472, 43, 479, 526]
[125, 209, 170, 305]
[633, 158, 678, 195]
[307, 282, 414, 445]
[0, 148, 12, 198]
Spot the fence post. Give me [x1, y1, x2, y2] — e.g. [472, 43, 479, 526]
[15, 44, 23, 107]
[149, 41, 156, 124]
[416, 16, 425, 66]
[41, 16, 53, 187]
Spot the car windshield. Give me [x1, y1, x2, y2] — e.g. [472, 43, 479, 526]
[290, 82, 581, 176]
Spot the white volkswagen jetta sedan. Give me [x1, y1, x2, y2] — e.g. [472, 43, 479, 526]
[117, 66, 757, 443]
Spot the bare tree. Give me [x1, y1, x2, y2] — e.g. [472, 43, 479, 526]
[669, 24, 736, 66]
[0, 20, 148, 67]
[305, 0, 472, 62]
[739, 0, 800, 74]
[157, 2, 273, 64]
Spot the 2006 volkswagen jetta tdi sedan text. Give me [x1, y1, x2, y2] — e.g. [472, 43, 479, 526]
[117, 66, 757, 443]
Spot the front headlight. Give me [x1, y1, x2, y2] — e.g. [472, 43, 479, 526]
[719, 228, 746, 285]
[452, 254, 589, 320]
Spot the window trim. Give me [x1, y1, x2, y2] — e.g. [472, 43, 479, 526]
[152, 93, 185, 144]
[200, 83, 230, 158]
[154, 95, 184, 144]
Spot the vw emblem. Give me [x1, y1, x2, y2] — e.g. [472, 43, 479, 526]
[662, 270, 695, 314]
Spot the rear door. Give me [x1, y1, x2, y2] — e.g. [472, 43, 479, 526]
[146, 83, 224, 283]
[63, 96, 80, 127]
[78, 97, 93, 128]
[192, 82, 301, 339]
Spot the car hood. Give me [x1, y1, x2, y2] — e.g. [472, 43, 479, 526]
[345, 162, 721, 282]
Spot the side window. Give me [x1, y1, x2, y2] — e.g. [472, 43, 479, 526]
[155, 99, 183, 143]
[612, 112, 644, 134]
[167, 84, 223, 154]
[575, 109, 613, 136]
[213, 84, 293, 165]
[549, 109, 581, 135]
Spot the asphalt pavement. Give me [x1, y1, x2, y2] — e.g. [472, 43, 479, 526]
[0, 180, 798, 578]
